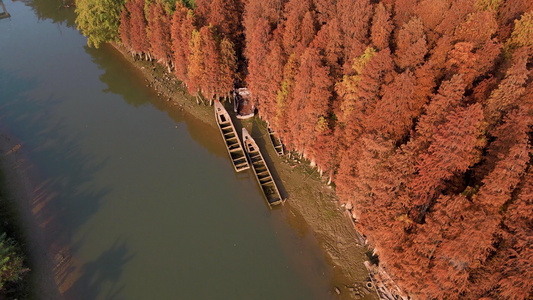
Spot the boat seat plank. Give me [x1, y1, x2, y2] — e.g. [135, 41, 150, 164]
[261, 180, 273, 186]
[215, 101, 249, 173]
[259, 177, 272, 183]
[236, 162, 249, 168]
[242, 127, 282, 208]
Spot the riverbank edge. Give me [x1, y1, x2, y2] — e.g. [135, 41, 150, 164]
[109, 43, 379, 299]
[0, 131, 64, 300]
[0, 141, 31, 298]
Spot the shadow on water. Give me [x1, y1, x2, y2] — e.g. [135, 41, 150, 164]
[63, 239, 133, 300]
[85, 45, 150, 108]
[84, 44, 227, 159]
[0, 68, 130, 298]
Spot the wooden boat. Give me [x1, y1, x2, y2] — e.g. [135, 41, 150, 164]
[242, 128, 283, 208]
[267, 127, 284, 156]
[214, 100, 250, 172]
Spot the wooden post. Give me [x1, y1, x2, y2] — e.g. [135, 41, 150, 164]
[0, 0, 10, 19]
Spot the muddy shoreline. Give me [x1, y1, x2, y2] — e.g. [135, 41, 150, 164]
[109, 43, 377, 299]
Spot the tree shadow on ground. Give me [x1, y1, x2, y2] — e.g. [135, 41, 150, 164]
[244, 118, 288, 202]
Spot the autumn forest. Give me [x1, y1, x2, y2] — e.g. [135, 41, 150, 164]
[75, 0, 533, 298]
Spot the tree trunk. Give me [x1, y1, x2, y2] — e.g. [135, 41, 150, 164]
[327, 170, 333, 185]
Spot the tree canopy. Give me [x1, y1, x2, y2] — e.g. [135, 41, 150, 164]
[75, 0, 124, 48]
[78, 0, 533, 298]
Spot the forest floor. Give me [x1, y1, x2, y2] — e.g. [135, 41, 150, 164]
[111, 44, 378, 300]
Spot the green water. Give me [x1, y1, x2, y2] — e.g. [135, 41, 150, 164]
[0, 0, 336, 299]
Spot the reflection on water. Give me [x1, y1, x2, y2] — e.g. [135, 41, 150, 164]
[0, 0, 337, 299]
[20, 0, 76, 27]
[84, 43, 227, 158]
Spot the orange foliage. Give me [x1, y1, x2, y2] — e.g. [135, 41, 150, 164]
[147, 1, 172, 67]
[119, 8, 131, 50]
[127, 0, 149, 56]
[370, 3, 393, 50]
[170, 2, 194, 84]
[115, 0, 533, 297]
[395, 17, 427, 69]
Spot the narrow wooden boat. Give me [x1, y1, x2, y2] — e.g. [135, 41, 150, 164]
[242, 128, 283, 208]
[214, 100, 250, 172]
[267, 127, 284, 156]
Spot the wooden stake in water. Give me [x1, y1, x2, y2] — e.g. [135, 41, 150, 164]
[0, 0, 10, 19]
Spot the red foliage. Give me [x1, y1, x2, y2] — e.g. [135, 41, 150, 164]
[427, 34, 453, 73]
[187, 29, 203, 96]
[217, 37, 237, 99]
[395, 17, 427, 69]
[114, 0, 533, 297]
[445, 42, 478, 87]
[473, 39, 502, 78]
[147, 1, 172, 67]
[499, 170, 533, 299]
[119, 8, 132, 50]
[370, 3, 392, 50]
[128, 0, 149, 56]
[187, 26, 236, 101]
[311, 18, 344, 77]
[484, 49, 529, 128]
[246, 18, 273, 116]
[415, 0, 449, 45]
[272, 52, 298, 141]
[391, 0, 417, 28]
[411, 103, 485, 208]
[365, 71, 422, 141]
[199, 26, 221, 100]
[281, 0, 313, 55]
[260, 32, 285, 122]
[453, 11, 498, 47]
[476, 108, 531, 210]
[312, 0, 337, 25]
[243, 0, 284, 49]
[171, 3, 195, 84]
[434, 0, 475, 37]
[287, 47, 332, 154]
[196, 0, 244, 43]
[414, 74, 467, 145]
[337, 0, 372, 60]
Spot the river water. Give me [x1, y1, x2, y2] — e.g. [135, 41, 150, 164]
[0, 0, 339, 299]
